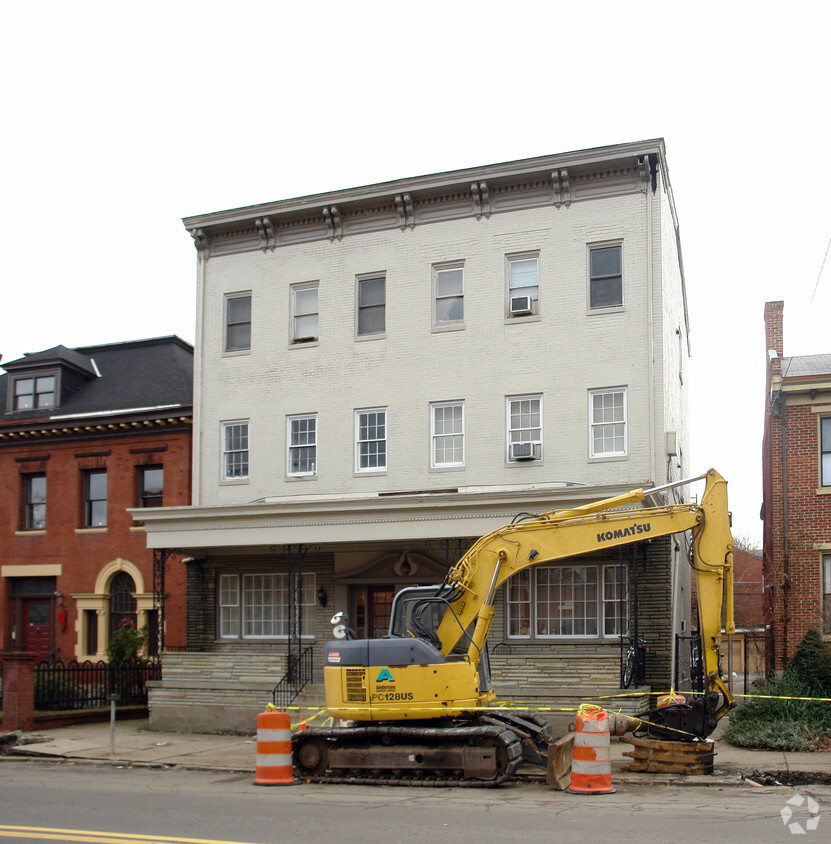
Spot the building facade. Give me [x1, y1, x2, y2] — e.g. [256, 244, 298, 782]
[0, 337, 193, 663]
[763, 300, 831, 669]
[140, 140, 695, 731]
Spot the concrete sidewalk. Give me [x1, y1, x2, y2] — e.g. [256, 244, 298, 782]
[3, 718, 830, 786]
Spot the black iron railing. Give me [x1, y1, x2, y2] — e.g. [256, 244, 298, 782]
[271, 647, 314, 711]
[34, 659, 161, 711]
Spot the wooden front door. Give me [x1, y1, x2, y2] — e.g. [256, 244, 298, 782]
[22, 598, 52, 659]
[368, 586, 395, 638]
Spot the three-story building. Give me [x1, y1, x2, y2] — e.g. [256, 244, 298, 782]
[139, 140, 694, 732]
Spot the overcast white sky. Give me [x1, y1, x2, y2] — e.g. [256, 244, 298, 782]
[3, 2, 829, 545]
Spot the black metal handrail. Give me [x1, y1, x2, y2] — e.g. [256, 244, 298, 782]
[271, 647, 314, 711]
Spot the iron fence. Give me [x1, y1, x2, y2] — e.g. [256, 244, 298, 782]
[674, 632, 705, 693]
[34, 659, 161, 711]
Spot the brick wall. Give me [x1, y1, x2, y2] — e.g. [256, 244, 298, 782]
[763, 300, 831, 668]
[0, 428, 191, 659]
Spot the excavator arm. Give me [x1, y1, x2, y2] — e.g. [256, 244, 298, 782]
[434, 468, 735, 733]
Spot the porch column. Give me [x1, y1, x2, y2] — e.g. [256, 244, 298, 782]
[0, 651, 38, 731]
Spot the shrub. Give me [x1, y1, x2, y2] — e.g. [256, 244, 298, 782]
[107, 619, 149, 666]
[724, 631, 831, 751]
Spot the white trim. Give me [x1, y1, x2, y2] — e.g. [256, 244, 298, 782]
[589, 387, 628, 458]
[430, 401, 465, 468]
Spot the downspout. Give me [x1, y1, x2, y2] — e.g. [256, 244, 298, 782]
[192, 244, 207, 506]
[781, 397, 789, 667]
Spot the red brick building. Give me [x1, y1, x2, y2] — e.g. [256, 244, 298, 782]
[762, 301, 831, 670]
[0, 337, 192, 663]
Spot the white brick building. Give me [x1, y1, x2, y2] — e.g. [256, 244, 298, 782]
[139, 139, 694, 732]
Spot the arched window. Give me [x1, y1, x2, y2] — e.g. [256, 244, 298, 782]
[109, 571, 137, 636]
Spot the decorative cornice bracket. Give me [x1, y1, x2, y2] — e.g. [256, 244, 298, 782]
[255, 216, 275, 251]
[471, 181, 491, 220]
[395, 193, 415, 230]
[322, 205, 342, 241]
[552, 170, 571, 208]
[189, 228, 210, 261]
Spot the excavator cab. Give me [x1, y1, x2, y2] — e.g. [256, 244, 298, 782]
[388, 584, 493, 695]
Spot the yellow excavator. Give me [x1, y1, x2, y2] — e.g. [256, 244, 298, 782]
[293, 469, 735, 786]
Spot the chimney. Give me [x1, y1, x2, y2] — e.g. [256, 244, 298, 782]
[764, 300, 784, 375]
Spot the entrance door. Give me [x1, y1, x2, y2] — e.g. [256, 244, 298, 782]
[22, 599, 52, 660]
[368, 586, 395, 638]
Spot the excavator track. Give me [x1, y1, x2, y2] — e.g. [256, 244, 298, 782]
[292, 717, 528, 787]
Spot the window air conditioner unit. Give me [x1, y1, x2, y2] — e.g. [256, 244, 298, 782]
[510, 441, 540, 461]
[510, 296, 533, 316]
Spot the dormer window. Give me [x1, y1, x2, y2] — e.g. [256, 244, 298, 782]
[13, 374, 56, 410]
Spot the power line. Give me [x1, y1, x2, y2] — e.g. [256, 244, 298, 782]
[809, 232, 831, 304]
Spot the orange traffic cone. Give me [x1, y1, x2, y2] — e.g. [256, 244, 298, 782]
[254, 710, 295, 786]
[298, 717, 307, 731]
[567, 705, 615, 794]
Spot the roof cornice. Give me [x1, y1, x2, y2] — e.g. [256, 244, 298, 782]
[182, 140, 669, 261]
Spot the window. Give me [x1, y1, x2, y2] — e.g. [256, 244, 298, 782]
[431, 402, 464, 467]
[821, 418, 831, 486]
[357, 275, 385, 335]
[589, 244, 622, 308]
[84, 470, 107, 527]
[507, 564, 627, 639]
[589, 388, 627, 457]
[602, 565, 629, 636]
[219, 574, 241, 638]
[138, 467, 163, 507]
[434, 264, 464, 325]
[288, 414, 317, 476]
[292, 283, 319, 343]
[356, 408, 387, 472]
[13, 375, 56, 410]
[507, 570, 531, 637]
[507, 395, 542, 461]
[24, 474, 46, 530]
[219, 572, 315, 639]
[824, 555, 831, 635]
[508, 255, 539, 316]
[223, 421, 249, 479]
[225, 293, 251, 351]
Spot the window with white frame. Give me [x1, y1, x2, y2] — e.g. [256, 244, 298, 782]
[507, 564, 627, 639]
[507, 395, 542, 461]
[823, 555, 831, 635]
[225, 293, 252, 351]
[431, 402, 464, 467]
[507, 570, 532, 637]
[222, 421, 249, 479]
[603, 565, 629, 636]
[356, 408, 387, 471]
[589, 244, 622, 309]
[219, 574, 240, 638]
[508, 255, 539, 316]
[357, 274, 386, 335]
[434, 264, 464, 325]
[589, 388, 627, 457]
[288, 414, 317, 476]
[218, 572, 315, 639]
[821, 418, 831, 487]
[292, 283, 319, 343]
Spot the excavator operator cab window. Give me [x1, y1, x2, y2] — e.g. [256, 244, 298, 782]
[388, 585, 447, 640]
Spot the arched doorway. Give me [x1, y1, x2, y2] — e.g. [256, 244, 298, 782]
[109, 571, 137, 637]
